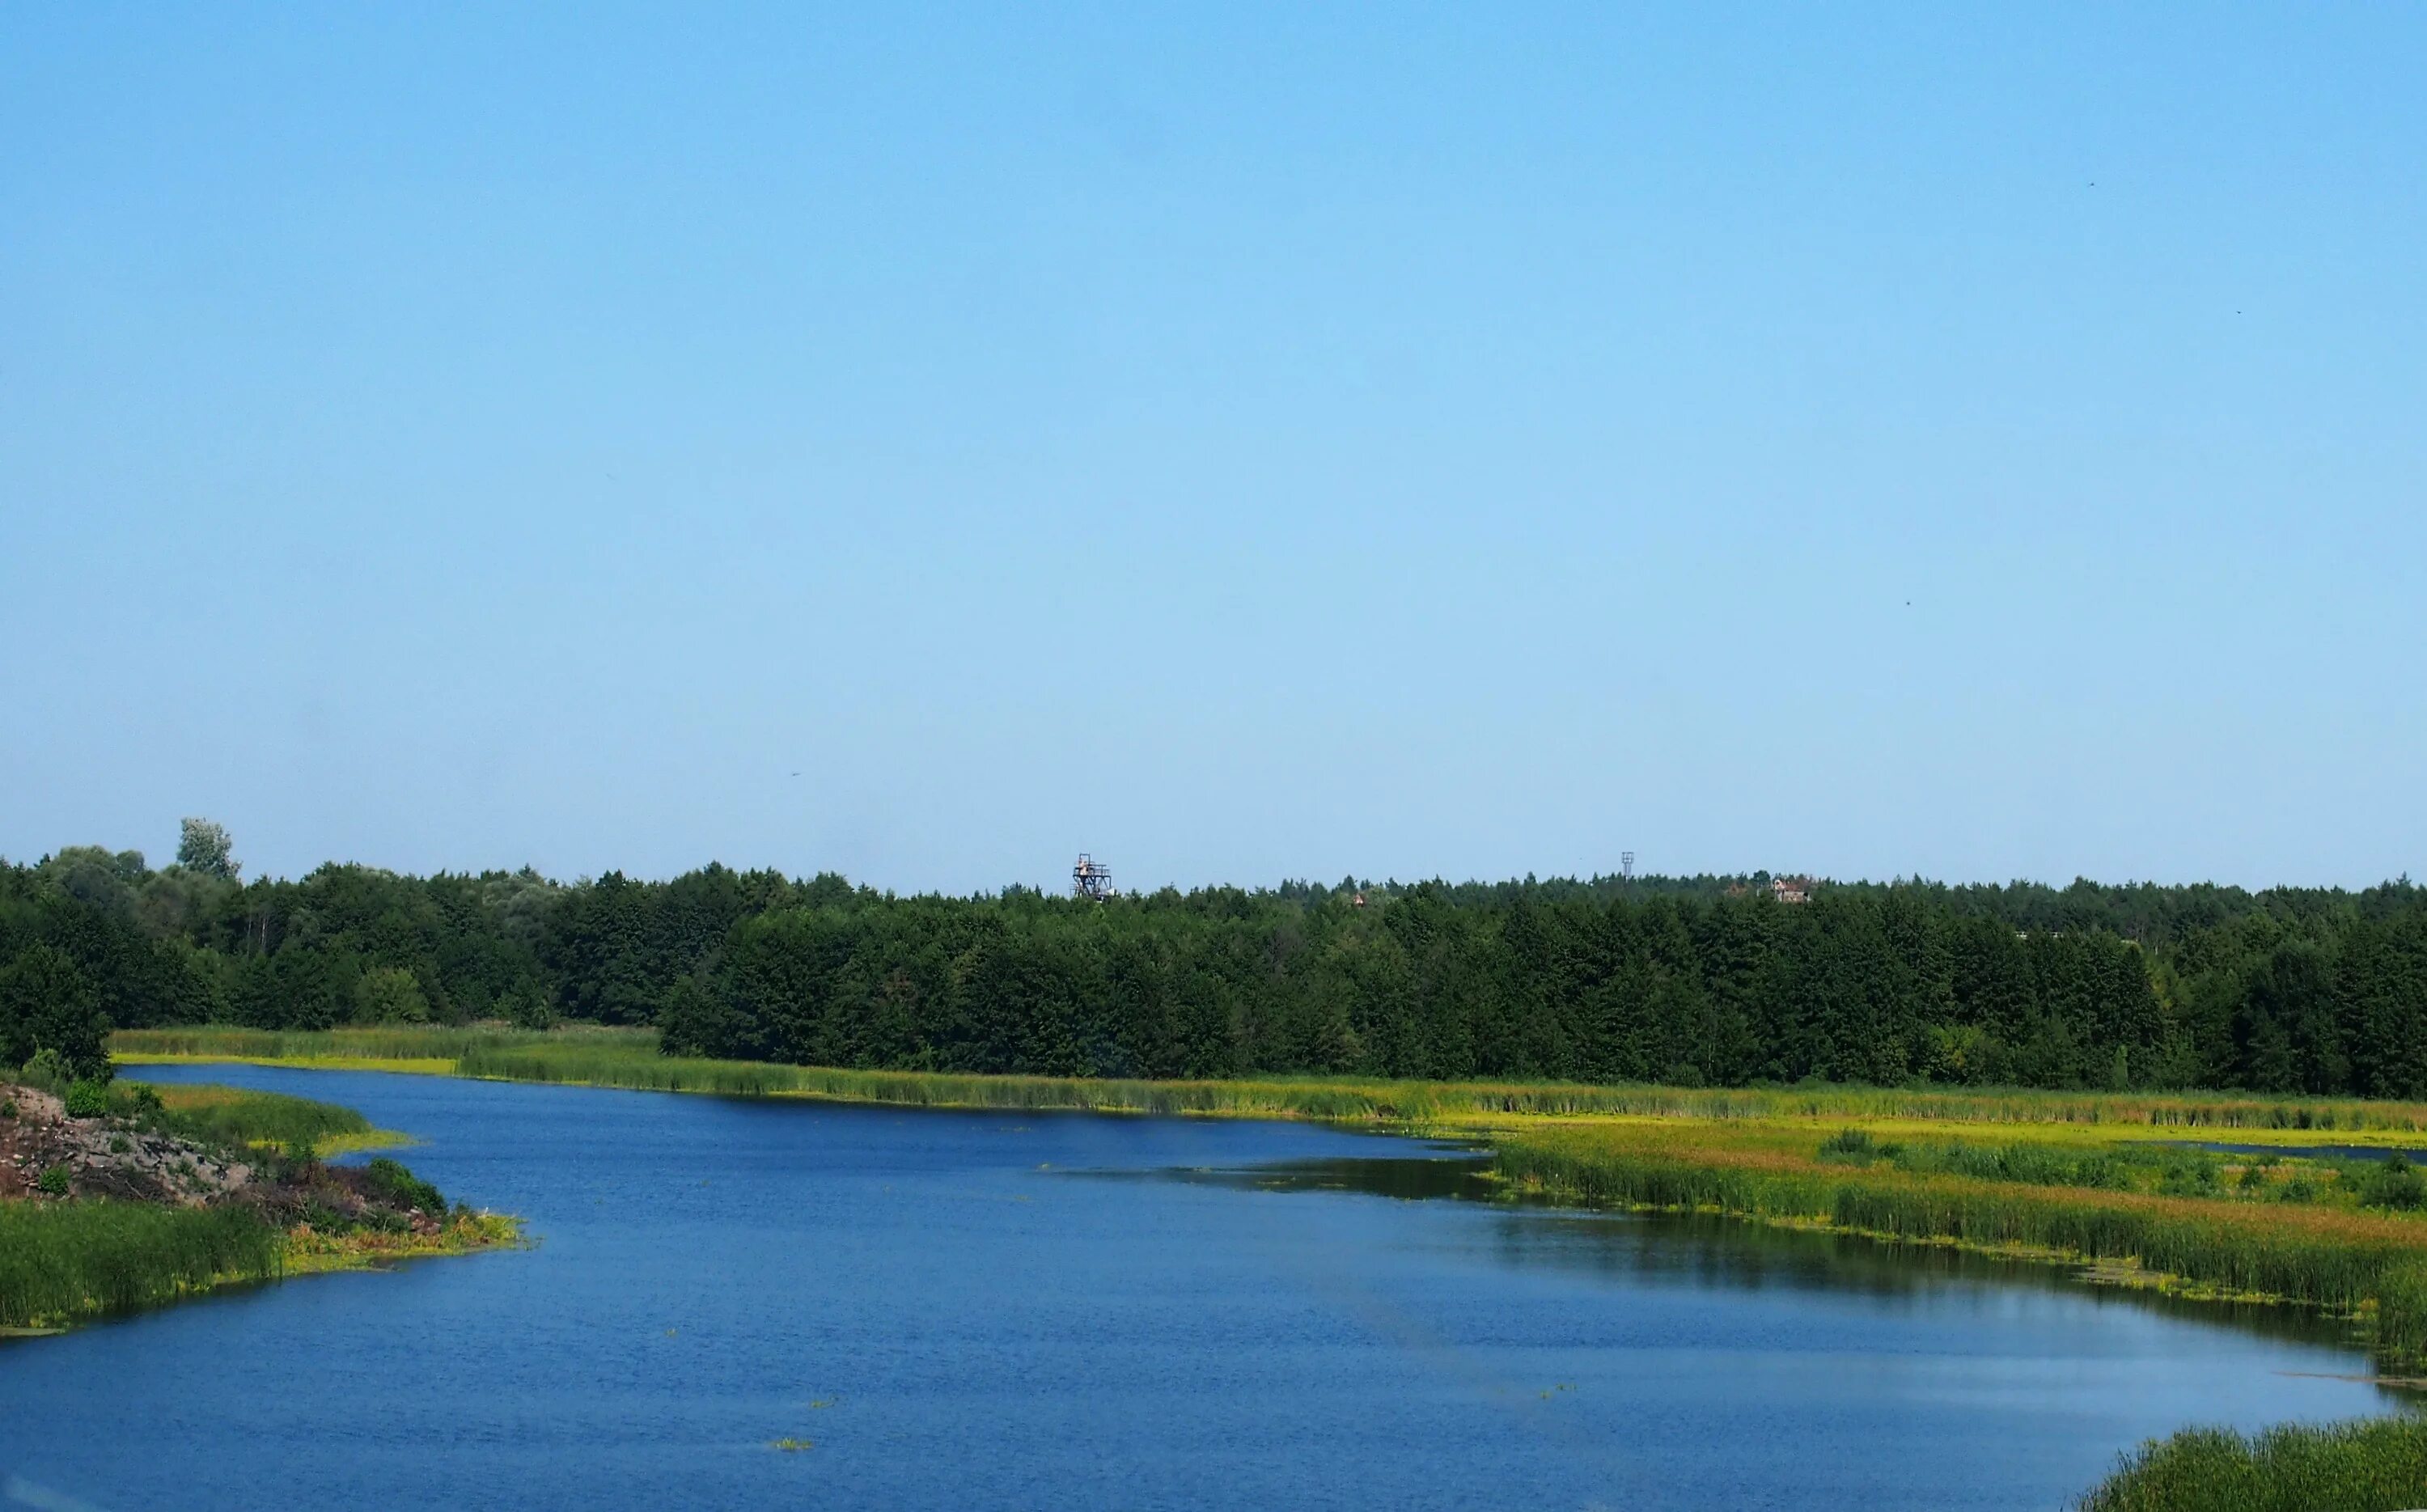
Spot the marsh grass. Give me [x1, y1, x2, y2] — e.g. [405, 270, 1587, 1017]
[0, 1201, 282, 1328]
[108, 1024, 2427, 1363]
[140, 1082, 400, 1158]
[2075, 1414, 2427, 1511]
[279, 1209, 522, 1273]
[1493, 1121, 2427, 1368]
[111, 1027, 2427, 1137]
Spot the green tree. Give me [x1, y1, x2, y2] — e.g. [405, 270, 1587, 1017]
[0, 943, 112, 1078]
[354, 965, 431, 1024]
[176, 818, 241, 881]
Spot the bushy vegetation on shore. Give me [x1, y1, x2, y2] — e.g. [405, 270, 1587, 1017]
[0, 1067, 508, 1331]
[13, 832, 2427, 1096]
[2075, 1415, 2427, 1511]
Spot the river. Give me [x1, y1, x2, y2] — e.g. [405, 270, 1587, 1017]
[1, 1065, 2409, 1510]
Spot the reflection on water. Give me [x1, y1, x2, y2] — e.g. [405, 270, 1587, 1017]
[1143, 1152, 2397, 1365]
[2170, 1140, 2427, 1160]
[0, 1064, 2408, 1512]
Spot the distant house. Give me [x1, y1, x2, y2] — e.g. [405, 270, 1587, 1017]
[1770, 876, 1814, 905]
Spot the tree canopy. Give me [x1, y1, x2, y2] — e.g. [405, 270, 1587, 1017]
[4, 835, 2423, 1096]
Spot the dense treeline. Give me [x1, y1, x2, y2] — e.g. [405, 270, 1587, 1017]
[4, 822, 2424, 1095]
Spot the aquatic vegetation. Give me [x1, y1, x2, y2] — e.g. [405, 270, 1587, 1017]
[769, 1438, 814, 1452]
[112, 1027, 2427, 1140]
[279, 1209, 521, 1274]
[138, 1082, 400, 1158]
[115, 1024, 549, 1071]
[1494, 1120, 2427, 1370]
[109, 1025, 2427, 1372]
[0, 1201, 283, 1328]
[2074, 1414, 2427, 1511]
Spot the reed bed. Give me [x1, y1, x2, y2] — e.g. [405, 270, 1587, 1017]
[112, 1027, 2427, 1135]
[1493, 1122, 2427, 1366]
[0, 1201, 282, 1329]
[115, 1024, 566, 1067]
[143, 1083, 388, 1156]
[2074, 1414, 2427, 1511]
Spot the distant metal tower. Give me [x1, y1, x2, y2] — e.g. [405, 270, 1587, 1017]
[1072, 853, 1116, 902]
[1621, 851, 1636, 882]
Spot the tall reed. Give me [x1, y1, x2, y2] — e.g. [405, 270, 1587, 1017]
[113, 1027, 2427, 1134]
[144, 1083, 379, 1154]
[2073, 1415, 2427, 1511]
[1493, 1124, 2427, 1367]
[0, 1201, 282, 1328]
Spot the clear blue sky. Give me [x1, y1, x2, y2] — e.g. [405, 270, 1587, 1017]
[3, 5, 2421, 893]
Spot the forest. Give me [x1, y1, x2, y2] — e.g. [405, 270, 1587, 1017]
[4, 821, 2424, 1096]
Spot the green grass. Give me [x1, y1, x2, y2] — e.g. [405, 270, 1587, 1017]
[140, 1082, 395, 1157]
[2076, 1415, 2427, 1511]
[116, 1024, 563, 1068]
[0, 1200, 283, 1329]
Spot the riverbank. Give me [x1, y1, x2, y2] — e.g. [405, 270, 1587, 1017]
[114, 1027, 2427, 1359]
[104, 1027, 2427, 1507]
[0, 1075, 519, 1332]
[112, 1025, 2427, 1139]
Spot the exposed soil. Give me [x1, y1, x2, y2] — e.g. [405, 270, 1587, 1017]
[0, 1083, 449, 1237]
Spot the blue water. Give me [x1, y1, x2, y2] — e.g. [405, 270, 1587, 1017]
[1, 1066, 2412, 1512]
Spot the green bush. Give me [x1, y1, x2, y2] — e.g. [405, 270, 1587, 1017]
[1819, 1129, 1907, 1166]
[361, 1157, 444, 1214]
[36, 1166, 70, 1196]
[1, 1098, 16, 1119]
[62, 1080, 110, 1118]
[2353, 1155, 2427, 1212]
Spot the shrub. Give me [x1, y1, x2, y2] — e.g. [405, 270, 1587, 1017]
[2353, 1155, 2427, 1213]
[36, 1166, 70, 1197]
[62, 1080, 110, 1118]
[1, 1099, 15, 1120]
[108, 1135, 131, 1154]
[353, 967, 431, 1026]
[1818, 1129, 1888, 1165]
[361, 1157, 444, 1214]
